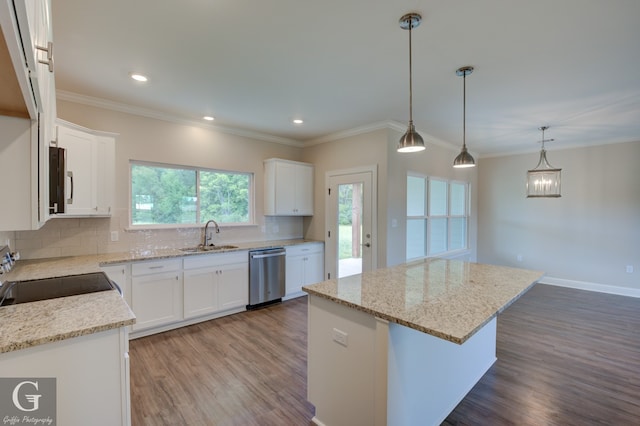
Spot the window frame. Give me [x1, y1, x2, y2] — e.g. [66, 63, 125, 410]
[406, 172, 470, 261]
[129, 160, 255, 229]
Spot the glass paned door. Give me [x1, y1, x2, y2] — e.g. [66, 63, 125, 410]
[337, 182, 364, 278]
[326, 170, 375, 279]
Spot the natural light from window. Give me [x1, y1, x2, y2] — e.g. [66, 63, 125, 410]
[130, 162, 252, 227]
[406, 174, 469, 260]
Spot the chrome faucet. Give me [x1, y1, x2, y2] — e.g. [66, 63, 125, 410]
[202, 219, 220, 247]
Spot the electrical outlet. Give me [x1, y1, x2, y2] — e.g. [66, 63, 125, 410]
[332, 328, 348, 347]
[626, 265, 634, 273]
[110, 231, 119, 242]
[517, 254, 523, 262]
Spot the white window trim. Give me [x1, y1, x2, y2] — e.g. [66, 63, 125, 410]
[406, 173, 470, 261]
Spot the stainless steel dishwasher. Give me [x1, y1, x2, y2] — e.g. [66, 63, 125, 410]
[247, 247, 286, 309]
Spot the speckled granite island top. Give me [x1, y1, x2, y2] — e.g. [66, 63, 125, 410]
[303, 258, 544, 344]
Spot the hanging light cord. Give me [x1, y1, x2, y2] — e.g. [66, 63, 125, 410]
[408, 18, 414, 124]
[462, 70, 466, 149]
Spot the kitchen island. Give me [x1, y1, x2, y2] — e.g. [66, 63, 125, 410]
[303, 258, 543, 426]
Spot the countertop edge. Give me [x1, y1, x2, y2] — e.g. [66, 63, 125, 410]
[303, 288, 466, 344]
[1, 318, 136, 354]
[303, 263, 544, 345]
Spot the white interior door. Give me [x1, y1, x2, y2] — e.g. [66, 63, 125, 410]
[326, 167, 376, 279]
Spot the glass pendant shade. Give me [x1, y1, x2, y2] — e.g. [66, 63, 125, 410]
[526, 127, 561, 198]
[398, 121, 425, 152]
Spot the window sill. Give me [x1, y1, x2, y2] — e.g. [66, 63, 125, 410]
[125, 223, 258, 232]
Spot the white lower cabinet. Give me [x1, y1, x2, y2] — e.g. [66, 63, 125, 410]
[115, 245, 317, 338]
[130, 259, 182, 332]
[285, 242, 324, 299]
[101, 263, 131, 306]
[0, 327, 131, 426]
[218, 261, 249, 310]
[183, 251, 248, 319]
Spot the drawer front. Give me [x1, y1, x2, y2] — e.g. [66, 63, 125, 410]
[183, 251, 249, 270]
[286, 242, 324, 257]
[131, 259, 182, 276]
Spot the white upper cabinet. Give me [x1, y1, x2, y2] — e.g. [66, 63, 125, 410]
[264, 158, 314, 216]
[0, 0, 55, 230]
[54, 120, 116, 217]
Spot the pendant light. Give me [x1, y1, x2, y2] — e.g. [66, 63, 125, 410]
[397, 13, 425, 153]
[453, 66, 476, 168]
[526, 126, 562, 198]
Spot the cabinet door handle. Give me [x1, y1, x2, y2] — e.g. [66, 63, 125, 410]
[67, 171, 74, 205]
[36, 42, 54, 72]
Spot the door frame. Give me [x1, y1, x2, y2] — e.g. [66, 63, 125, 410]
[325, 165, 378, 279]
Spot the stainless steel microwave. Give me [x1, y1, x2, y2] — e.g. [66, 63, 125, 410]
[49, 146, 67, 214]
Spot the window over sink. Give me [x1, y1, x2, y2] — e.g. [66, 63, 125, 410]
[130, 161, 253, 227]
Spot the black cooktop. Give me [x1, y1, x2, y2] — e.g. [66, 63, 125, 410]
[0, 272, 119, 306]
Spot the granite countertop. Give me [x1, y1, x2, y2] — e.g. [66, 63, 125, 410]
[0, 238, 320, 353]
[3, 238, 318, 282]
[0, 291, 135, 353]
[303, 257, 544, 344]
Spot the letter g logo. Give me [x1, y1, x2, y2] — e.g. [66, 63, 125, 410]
[12, 380, 41, 412]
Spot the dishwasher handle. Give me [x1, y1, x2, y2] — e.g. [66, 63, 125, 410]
[250, 251, 286, 260]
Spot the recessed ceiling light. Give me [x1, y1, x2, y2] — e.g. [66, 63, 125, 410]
[130, 73, 148, 82]
[203, 116, 214, 121]
[292, 119, 304, 125]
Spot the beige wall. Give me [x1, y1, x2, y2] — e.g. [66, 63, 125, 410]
[478, 140, 640, 290]
[302, 127, 479, 269]
[14, 100, 308, 259]
[302, 129, 389, 267]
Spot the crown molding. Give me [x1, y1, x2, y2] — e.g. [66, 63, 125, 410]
[57, 90, 477, 153]
[304, 119, 462, 153]
[478, 137, 640, 160]
[56, 90, 304, 147]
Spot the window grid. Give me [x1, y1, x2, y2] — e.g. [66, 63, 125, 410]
[406, 174, 469, 261]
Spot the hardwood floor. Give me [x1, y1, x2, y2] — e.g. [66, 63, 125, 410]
[443, 284, 640, 425]
[129, 285, 640, 425]
[129, 297, 314, 425]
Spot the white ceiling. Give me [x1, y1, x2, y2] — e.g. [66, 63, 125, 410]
[52, 0, 640, 156]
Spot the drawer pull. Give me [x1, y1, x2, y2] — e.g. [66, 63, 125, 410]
[149, 265, 164, 270]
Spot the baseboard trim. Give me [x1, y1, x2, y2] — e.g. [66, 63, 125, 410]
[541, 277, 640, 298]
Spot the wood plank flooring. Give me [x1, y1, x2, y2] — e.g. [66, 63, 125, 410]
[129, 285, 640, 425]
[129, 297, 314, 425]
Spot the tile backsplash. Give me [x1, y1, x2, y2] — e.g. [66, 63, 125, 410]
[13, 208, 304, 260]
[0, 231, 12, 250]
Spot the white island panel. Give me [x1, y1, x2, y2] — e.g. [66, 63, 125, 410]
[387, 318, 497, 426]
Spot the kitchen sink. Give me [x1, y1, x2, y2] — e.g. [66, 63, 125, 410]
[0, 272, 121, 307]
[180, 245, 239, 253]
